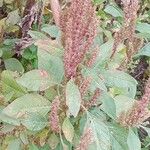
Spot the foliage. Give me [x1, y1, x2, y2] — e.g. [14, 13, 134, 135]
[0, 0, 150, 150]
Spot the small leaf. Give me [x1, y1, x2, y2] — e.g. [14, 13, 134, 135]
[62, 118, 74, 142]
[127, 128, 141, 150]
[28, 30, 47, 40]
[101, 93, 116, 119]
[66, 79, 81, 117]
[1, 70, 27, 99]
[134, 43, 150, 57]
[104, 5, 123, 17]
[4, 58, 24, 73]
[16, 69, 55, 91]
[41, 25, 60, 38]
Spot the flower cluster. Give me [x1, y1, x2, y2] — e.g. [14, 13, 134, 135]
[49, 96, 60, 133]
[118, 78, 150, 127]
[111, 0, 139, 60]
[60, 0, 98, 78]
[75, 128, 93, 150]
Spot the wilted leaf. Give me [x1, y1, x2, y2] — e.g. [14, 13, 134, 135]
[62, 118, 74, 142]
[16, 69, 55, 91]
[127, 128, 141, 150]
[4, 58, 24, 73]
[66, 79, 81, 117]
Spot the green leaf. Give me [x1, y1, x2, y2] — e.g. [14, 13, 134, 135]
[94, 40, 114, 67]
[41, 25, 60, 38]
[93, 0, 106, 4]
[109, 123, 128, 150]
[48, 134, 60, 149]
[134, 43, 150, 57]
[101, 93, 116, 119]
[21, 112, 48, 131]
[82, 68, 107, 92]
[1, 70, 27, 99]
[28, 31, 47, 40]
[38, 49, 64, 84]
[7, 138, 21, 150]
[16, 69, 55, 91]
[114, 95, 135, 118]
[87, 113, 111, 150]
[62, 118, 74, 143]
[1, 94, 50, 125]
[136, 23, 150, 34]
[127, 128, 141, 150]
[6, 9, 20, 25]
[29, 144, 39, 150]
[4, 58, 24, 73]
[104, 5, 123, 17]
[101, 70, 137, 98]
[66, 79, 81, 117]
[0, 48, 3, 57]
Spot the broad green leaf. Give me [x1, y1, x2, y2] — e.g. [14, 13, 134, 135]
[1, 94, 50, 121]
[48, 134, 60, 149]
[136, 23, 150, 34]
[0, 112, 20, 126]
[101, 70, 137, 98]
[4, 58, 24, 73]
[21, 112, 48, 131]
[127, 128, 141, 150]
[87, 113, 111, 150]
[1, 70, 27, 99]
[29, 144, 39, 150]
[134, 43, 150, 57]
[101, 93, 116, 119]
[94, 40, 114, 67]
[28, 30, 47, 40]
[82, 68, 107, 92]
[62, 118, 74, 143]
[7, 138, 21, 150]
[41, 25, 60, 38]
[114, 95, 135, 118]
[16, 69, 54, 91]
[66, 79, 81, 117]
[38, 49, 64, 84]
[109, 123, 128, 150]
[104, 5, 123, 17]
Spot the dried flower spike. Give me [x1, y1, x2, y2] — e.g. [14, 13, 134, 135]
[49, 96, 60, 133]
[60, 0, 98, 78]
